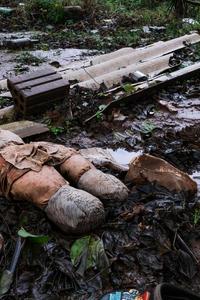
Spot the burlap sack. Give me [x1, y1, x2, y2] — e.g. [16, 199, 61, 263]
[45, 185, 105, 234]
[0, 130, 24, 149]
[10, 165, 67, 207]
[78, 169, 129, 201]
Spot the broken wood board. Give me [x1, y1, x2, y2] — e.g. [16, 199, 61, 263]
[61, 33, 200, 84]
[0, 120, 49, 138]
[85, 61, 200, 122]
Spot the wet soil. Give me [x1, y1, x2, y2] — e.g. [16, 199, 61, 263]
[0, 31, 97, 80]
[0, 75, 199, 299]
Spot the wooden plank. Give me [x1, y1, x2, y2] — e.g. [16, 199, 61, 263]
[0, 121, 49, 138]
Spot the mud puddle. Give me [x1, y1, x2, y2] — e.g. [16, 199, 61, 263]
[0, 48, 95, 80]
[108, 148, 143, 166]
[0, 31, 97, 80]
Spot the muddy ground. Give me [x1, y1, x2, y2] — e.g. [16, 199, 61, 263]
[0, 2, 200, 300]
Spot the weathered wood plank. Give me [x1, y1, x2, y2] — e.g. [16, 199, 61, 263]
[0, 120, 49, 138]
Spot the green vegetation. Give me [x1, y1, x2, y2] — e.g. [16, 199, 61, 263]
[16, 52, 46, 65]
[95, 104, 107, 121]
[122, 83, 136, 95]
[25, 0, 200, 51]
[193, 208, 200, 225]
[1, 0, 199, 51]
[3, 1, 200, 50]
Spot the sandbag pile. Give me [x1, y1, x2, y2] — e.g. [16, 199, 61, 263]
[0, 131, 197, 234]
[0, 130, 128, 234]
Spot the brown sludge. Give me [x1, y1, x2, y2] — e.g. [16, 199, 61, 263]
[125, 154, 197, 194]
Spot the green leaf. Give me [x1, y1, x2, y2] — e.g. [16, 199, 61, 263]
[122, 83, 135, 94]
[18, 228, 49, 245]
[70, 235, 109, 277]
[98, 104, 107, 111]
[141, 121, 156, 134]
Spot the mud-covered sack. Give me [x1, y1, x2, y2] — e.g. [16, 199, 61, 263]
[78, 169, 129, 201]
[45, 185, 105, 234]
[0, 142, 77, 172]
[0, 130, 24, 149]
[60, 154, 94, 183]
[80, 147, 129, 172]
[60, 154, 129, 201]
[126, 154, 197, 194]
[11, 165, 67, 207]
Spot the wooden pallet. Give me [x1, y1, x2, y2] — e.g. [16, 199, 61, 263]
[7, 68, 69, 116]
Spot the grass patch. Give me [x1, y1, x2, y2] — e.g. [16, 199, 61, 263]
[16, 52, 46, 65]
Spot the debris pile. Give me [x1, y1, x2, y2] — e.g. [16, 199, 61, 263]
[0, 32, 199, 298]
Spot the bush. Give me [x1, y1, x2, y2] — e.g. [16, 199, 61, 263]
[26, 0, 66, 24]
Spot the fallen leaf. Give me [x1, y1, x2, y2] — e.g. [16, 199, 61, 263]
[70, 235, 109, 277]
[18, 228, 49, 245]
